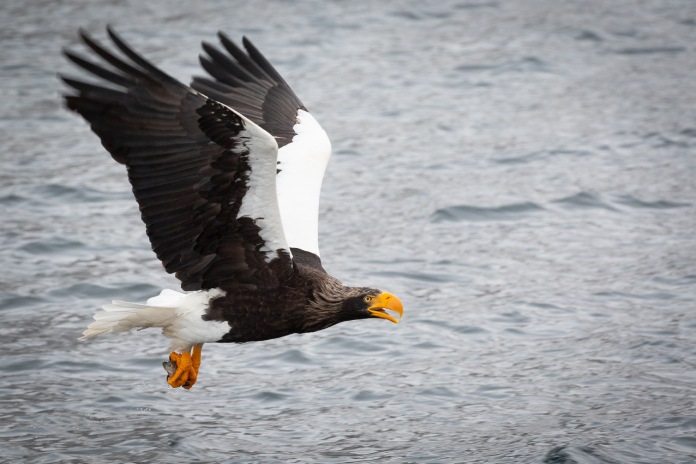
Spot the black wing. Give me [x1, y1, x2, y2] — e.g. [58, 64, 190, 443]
[191, 33, 306, 149]
[62, 27, 292, 292]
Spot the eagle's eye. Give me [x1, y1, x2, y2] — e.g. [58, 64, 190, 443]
[363, 295, 373, 303]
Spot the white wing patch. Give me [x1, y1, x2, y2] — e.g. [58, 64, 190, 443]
[234, 111, 292, 261]
[276, 109, 332, 256]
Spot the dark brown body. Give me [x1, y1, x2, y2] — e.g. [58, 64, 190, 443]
[205, 249, 351, 343]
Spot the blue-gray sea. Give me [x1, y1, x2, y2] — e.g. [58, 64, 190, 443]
[2, 0, 696, 462]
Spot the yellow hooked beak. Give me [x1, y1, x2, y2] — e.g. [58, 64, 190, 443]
[367, 292, 404, 324]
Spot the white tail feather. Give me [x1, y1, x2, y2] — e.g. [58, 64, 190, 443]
[80, 289, 231, 352]
[80, 300, 179, 340]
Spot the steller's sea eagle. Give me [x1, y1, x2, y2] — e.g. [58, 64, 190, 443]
[61, 27, 403, 389]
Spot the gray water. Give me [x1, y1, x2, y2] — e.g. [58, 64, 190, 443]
[2, 0, 695, 462]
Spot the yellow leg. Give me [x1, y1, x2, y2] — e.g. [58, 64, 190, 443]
[184, 344, 203, 390]
[165, 344, 204, 389]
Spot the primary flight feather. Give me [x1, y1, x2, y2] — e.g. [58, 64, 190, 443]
[62, 27, 403, 389]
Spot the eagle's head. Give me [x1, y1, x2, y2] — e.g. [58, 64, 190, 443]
[304, 274, 404, 332]
[339, 289, 404, 324]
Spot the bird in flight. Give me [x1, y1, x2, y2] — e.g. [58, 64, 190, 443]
[61, 27, 404, 389]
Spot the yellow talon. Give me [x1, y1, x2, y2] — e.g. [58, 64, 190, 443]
[165, 344, 203, 389]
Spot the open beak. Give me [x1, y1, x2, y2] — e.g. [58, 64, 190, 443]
[367, 292, 404, 324]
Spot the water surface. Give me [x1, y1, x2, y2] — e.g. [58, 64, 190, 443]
[1, 1, 695, 462]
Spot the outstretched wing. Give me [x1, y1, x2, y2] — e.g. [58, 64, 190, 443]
[192, 34, 332, 258]
[61, 27, 292, 292]
[192, 33, 304, 149]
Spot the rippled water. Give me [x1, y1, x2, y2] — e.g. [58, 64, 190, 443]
[2, 1, 696, 462]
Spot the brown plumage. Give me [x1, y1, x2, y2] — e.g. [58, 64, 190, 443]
[63, 27, 403, 389]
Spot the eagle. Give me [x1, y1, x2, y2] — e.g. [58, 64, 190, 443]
[61, 27, 404, 390]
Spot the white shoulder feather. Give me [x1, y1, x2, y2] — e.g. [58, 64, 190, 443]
[276, 109, 332, 257]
